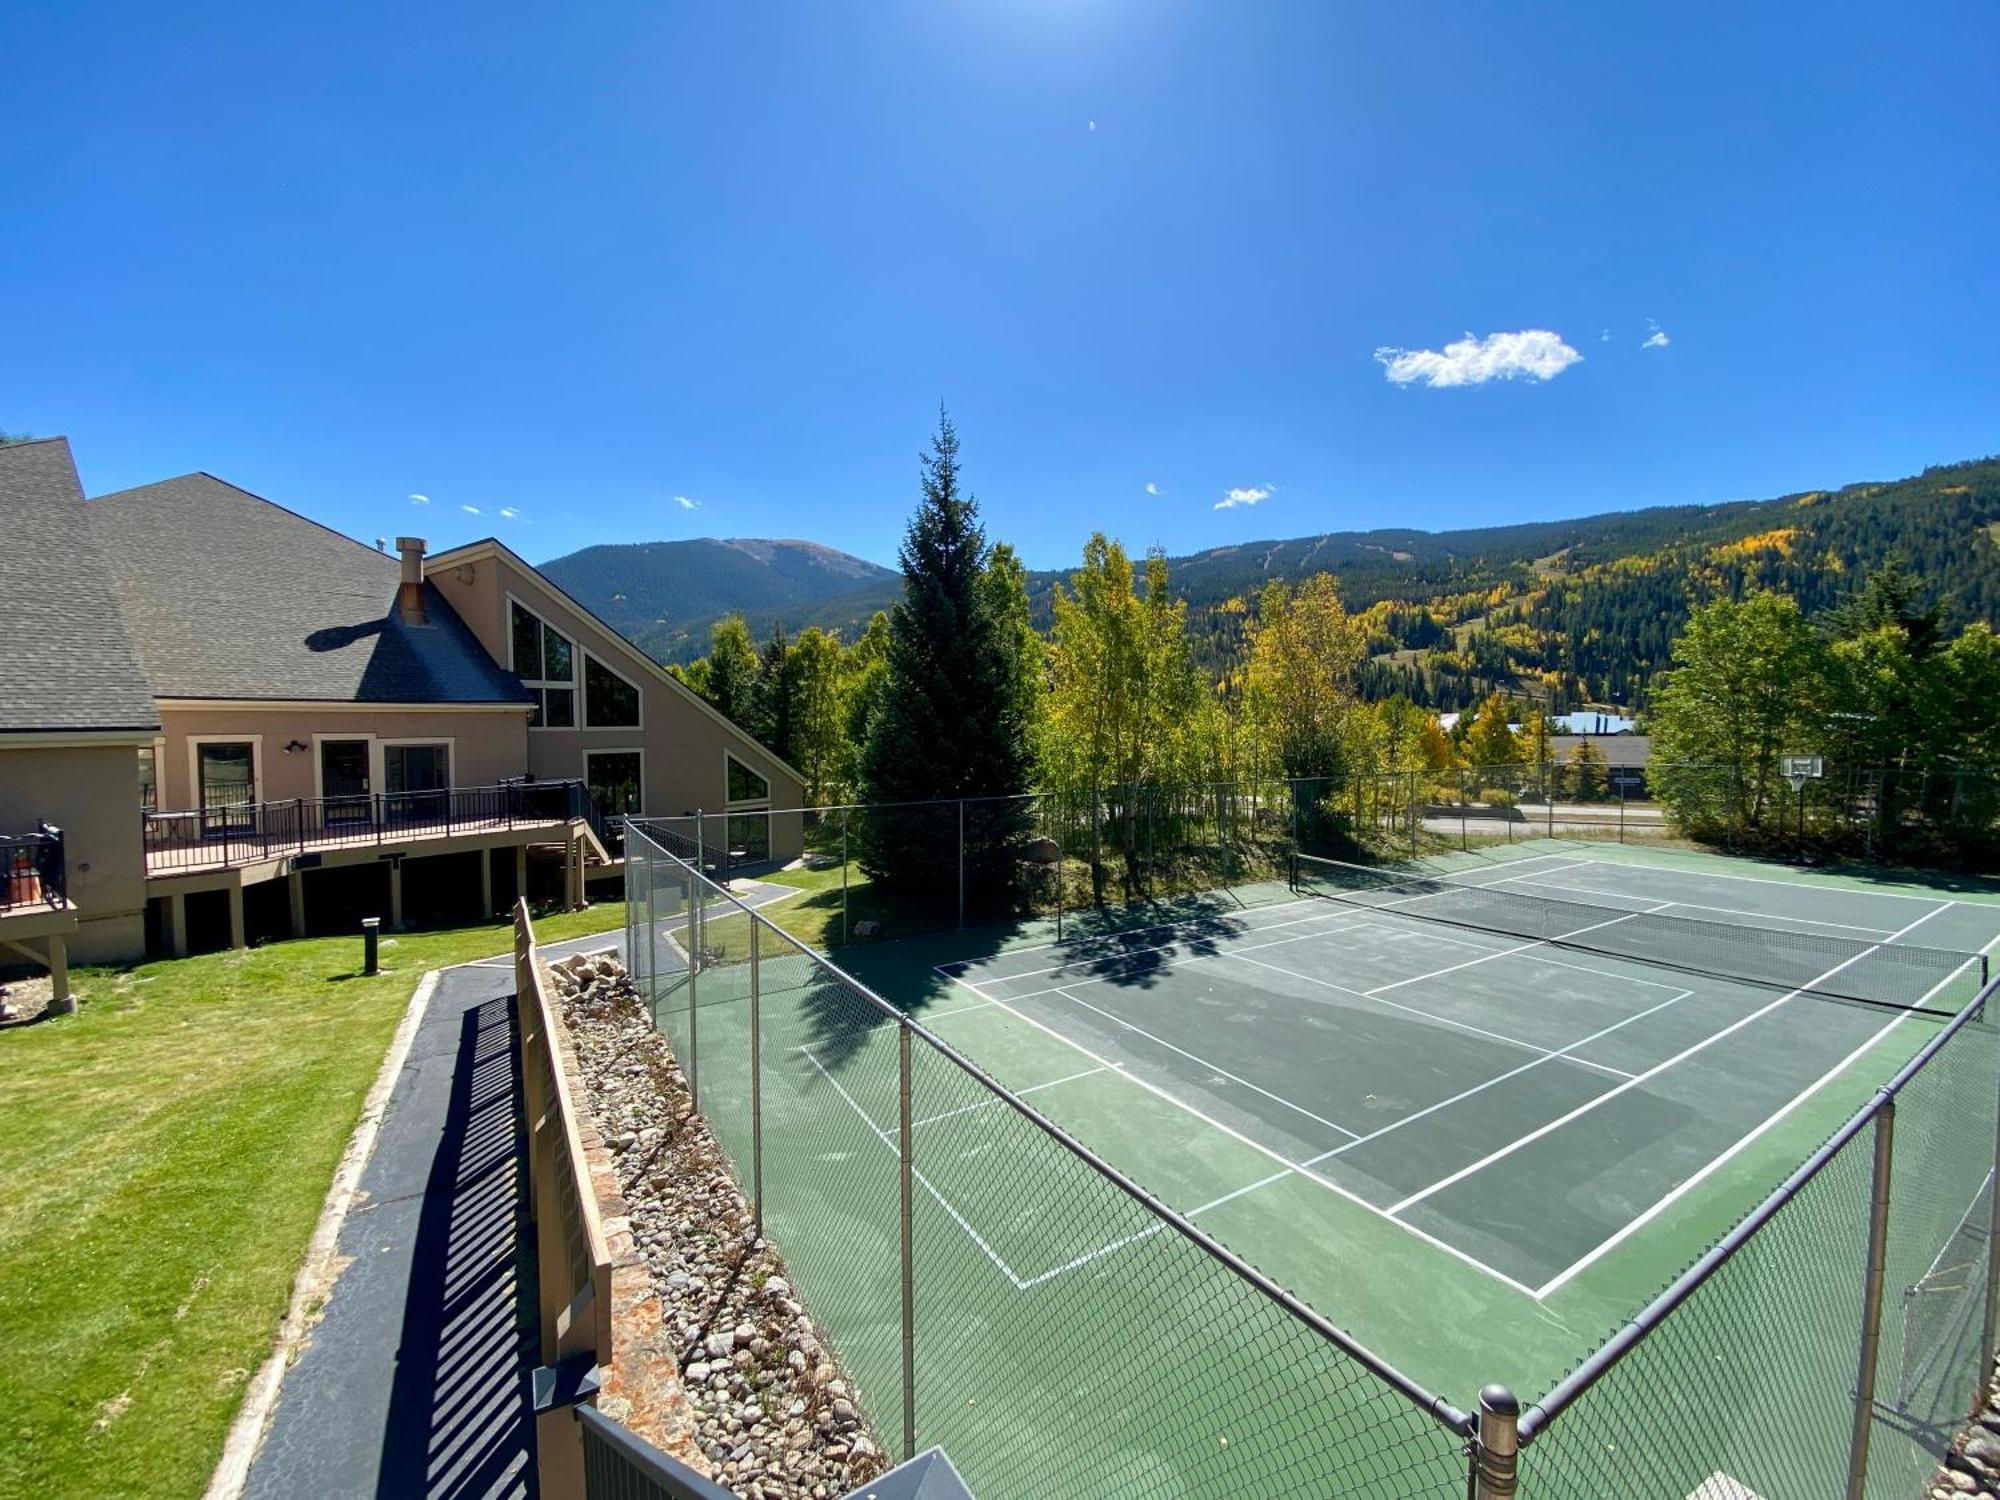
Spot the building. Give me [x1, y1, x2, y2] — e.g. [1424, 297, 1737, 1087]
[0, 438, 803, 973]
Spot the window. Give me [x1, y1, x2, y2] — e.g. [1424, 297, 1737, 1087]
[138, 746, 157, 814]
[384, 743, 450, 793]
[511, 600, 575, 728]
[584, 654, 640, 728]
[585, 750, 643, 817]
[726, 753, 769, 805]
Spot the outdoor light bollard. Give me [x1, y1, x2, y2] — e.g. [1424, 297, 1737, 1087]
[362, 916, 381, 976]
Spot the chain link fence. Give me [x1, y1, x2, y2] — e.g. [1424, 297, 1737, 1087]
[1515, 991, 2000, 1500]
[619, 816, 2000, 1498]
[624, 820, 1478, 1499]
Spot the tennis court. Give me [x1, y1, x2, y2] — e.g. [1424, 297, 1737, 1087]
[828, 842, 2000, 1403]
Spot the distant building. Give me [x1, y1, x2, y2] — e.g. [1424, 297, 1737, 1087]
[1551, 710, 1636, 736]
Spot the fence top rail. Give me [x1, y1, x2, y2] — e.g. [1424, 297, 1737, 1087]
[1518, 970, 2000, 1443]
[514, 898, 615, 1346]
[622, 821, 1474, 1436]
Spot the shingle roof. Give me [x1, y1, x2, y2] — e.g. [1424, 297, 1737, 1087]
[0, 438, 160, 734]
[84, 473, 530, 705]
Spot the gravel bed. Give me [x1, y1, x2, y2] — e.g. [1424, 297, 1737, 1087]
[551, 953, 890, 1499]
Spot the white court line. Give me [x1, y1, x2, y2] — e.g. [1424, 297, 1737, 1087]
[1046, 988, 1698, 1256]
[930, 969, 1542, 1297]
[937, 893, 1327, 972]
[910, 1066, 1108, 1129]
[1364, 902, 1675, 996]
[1208, 949, 1638, 1082]
[1315, 989, 1696, 1163]
[1050, 985, 1363, 1141]
[796, 1047, 1029, 1289]
[1533, 931, 1994, 1298]
[1387, 900, 1958, 1218]
[1487, 871, 1897, 936]
[1016, 1166, 1301, 1289]
[953, 905, 1376, 988]
[1548, 849, 1974, 907]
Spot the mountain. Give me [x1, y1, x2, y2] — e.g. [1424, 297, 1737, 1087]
[537, 538, 898, 663]
[545, 457, 2000, 708]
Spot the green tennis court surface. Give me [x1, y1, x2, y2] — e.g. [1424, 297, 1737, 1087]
[820, 842, 2000, 1404]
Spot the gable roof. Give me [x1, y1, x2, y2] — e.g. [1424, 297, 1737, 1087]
[84, 474, 530, 706]
[0, 438, 160, 734]
[427, 536, 808, 788]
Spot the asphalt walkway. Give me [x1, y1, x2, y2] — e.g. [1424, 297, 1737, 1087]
[244, 961, 537, 1500]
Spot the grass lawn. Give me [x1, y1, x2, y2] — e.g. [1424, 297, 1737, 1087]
[0, 900, 625, 1500]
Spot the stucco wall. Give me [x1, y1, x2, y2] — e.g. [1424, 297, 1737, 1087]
[0, 741, 148, 962]
[426, 549, 806, 856]
[154, 705, 531, 809]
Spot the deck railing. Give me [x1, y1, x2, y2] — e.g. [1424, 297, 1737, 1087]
[142, 779, 595, 872]
[0, 822, 65, 912]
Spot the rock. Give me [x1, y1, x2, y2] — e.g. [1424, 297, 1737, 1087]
[764, 1277, 790, 1302]
[1023, 836, 1062, 864]
[852, 920, 882, 938]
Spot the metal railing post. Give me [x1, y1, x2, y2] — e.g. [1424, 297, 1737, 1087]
[1471, 1385, 1519, 1499]
[956, 798, 965, 929]
[898, 1019, 917, 1462]
[750, 919, 763, 1239]
[1845, 1102, 1897, 1500]
[695, 808, 704, 879]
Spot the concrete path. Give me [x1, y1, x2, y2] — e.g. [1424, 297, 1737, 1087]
[244, 963, 537, 1500]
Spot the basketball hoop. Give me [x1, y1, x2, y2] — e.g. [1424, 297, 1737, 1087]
[1779, 754, 1823, 794]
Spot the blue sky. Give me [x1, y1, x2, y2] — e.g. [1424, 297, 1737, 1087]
[3, 2, 1995, 572]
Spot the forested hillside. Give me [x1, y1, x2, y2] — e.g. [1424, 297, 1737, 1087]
[553, 456, 2000, 709]
[537, 538, 896, 661]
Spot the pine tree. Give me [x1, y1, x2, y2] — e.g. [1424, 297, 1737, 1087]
[858, 409, 1032, 897]
[754, 625, 798, 764]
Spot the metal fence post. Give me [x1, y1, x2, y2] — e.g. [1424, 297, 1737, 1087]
[686, 861, 700, 1109]
[840, 807, 850, 946]
[695, 807, 705, 880]
[750, 918, 763, 1240]
[1983, 1060, 2000, 1379]
[956, 798, 965, 929]
[1460, 768, 1468, 851]
[1618, 784, 1626, 844]
[1471, 1385, 1519, 1499]
[1845, 1102, 1897, 1500]
[898, 1019, 917, 1463]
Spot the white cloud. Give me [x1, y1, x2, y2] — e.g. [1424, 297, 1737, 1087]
[1144, 482, 1161, 497]
[1599, 329, 1612, 343]
[409, 493, 429, 504]
[1215, 485, 1272, 511]
[674, 495, 701, 511]
[1641, 320, 1670, 349]
[1374, 329, 1583, 387]
[461, 504, 481, 515]
[1088, 120, 1096, 132]
[499, 506, 520, 520]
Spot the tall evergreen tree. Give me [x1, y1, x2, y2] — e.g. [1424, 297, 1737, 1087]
[858, 410, 1032, 896]
[754, 625, 798, 763]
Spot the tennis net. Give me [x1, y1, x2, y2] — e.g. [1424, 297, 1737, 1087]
[1291, 853, 1989, 1013]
